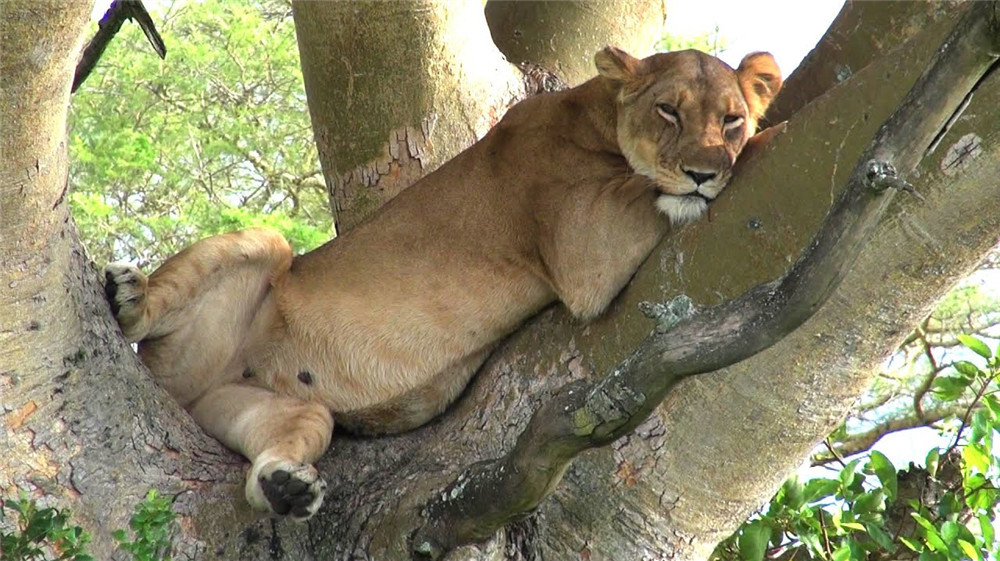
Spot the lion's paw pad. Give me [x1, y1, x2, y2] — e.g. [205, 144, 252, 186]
[259, 464, 326, 521]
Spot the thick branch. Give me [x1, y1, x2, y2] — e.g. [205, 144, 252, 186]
[410, 3, 1000, 557]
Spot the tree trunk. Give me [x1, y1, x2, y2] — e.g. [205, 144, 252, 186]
[3, 2, 1000, 561]
[1, 4, 241, 559]
[484, 0, 667, 86]
[292, 0, 526, 233]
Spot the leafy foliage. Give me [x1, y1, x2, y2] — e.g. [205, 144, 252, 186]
[70, 0, 331, 269]
[715, 337, 1000, 561]
[111, 490, 177, 561]
[0, 491, 177, 561]
[819, 269, 1000, 463]
[0, 493, 93, 561]
[656, 27, 727, 56]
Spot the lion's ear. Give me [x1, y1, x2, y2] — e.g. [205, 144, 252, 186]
[736, 52, 782, 123]
[595, 47, 641, 82]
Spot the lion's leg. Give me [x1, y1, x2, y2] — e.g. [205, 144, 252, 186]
[190, 383, 334, 521]
[105, 227, 291, 342]
[104, 228, 292, 405]
[542, 177, 666, 321]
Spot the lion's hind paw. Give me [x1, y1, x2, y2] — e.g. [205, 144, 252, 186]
[250, 459, 327, 522]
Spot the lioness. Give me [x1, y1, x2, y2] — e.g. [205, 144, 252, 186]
[105, 47, 780, 520]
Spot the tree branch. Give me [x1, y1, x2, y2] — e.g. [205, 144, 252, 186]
[810, 401, 971, 465]
[409, 3, 1000, 558]
[73, 0, 166, 93]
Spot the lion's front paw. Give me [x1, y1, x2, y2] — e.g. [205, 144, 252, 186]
[104, 262, 150, 341]
[247, 456, 327, 522]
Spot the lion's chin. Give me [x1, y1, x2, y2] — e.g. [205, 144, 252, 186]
[655, 194, 709, 226]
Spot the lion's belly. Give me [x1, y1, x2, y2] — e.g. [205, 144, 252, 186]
[249, 264, 553, 415]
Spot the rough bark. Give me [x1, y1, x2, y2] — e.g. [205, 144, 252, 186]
[410, 5, 1000, 553]
[292, 0, 526, 233]
[484, 0, 667, 86]
[1, 3, 239, 559]
[4, 2, 1000, 561]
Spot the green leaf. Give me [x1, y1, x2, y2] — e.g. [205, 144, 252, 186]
[780, 476, 805, 509]
[953, 360, 983, 379]
[839, 460, 861, 491]
[940, 521, 960, 544]
[918, 550, 945, 561]
[963, 443, 991, 473]
[978, 513, 994, 547]
[958, 334, 993, 359]
[841, 521, 866, 531]
[936, 492, 962, 518]
[738, 522, 770, 561]
[912, 513, 947, 551]
[867, 451, 897, 499]
[925, 448, 940, 477]
[984, 395, 1000, 422]
[932, 375, 972, 400]
[853, 490, 885, 514]
[803, 478, 841, 503]
[866, 523, 895, 551]
[970, 409, 993, 444]
[900, 536, 922, 552]
[832, 543, 851, 561]
[958, 539, 981, 561]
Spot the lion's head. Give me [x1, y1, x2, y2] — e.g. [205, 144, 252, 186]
[595, 47, 782, 225]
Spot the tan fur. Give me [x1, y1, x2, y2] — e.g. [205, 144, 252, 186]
[105, 48, 781, 518]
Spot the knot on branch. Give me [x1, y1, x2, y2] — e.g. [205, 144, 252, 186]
[412, 538, 444, 561]
[639, 294, 696, 335]
[578, 371, 647, 441]
[864, 159, 919, 198]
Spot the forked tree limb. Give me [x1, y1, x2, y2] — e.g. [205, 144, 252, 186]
[72, 0, 165, 93]
[410, 2, 1000, 558]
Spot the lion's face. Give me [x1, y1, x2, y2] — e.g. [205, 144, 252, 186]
[595, 48, 782, 225]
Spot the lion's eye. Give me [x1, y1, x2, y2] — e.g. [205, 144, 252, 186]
[723, 115, 744, 131]
[656, 103, 679, 124]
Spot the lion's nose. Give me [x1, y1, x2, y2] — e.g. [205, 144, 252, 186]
[683, 169, 717, 185]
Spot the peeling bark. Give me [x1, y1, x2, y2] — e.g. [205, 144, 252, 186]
[292, 0, 526, 232]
